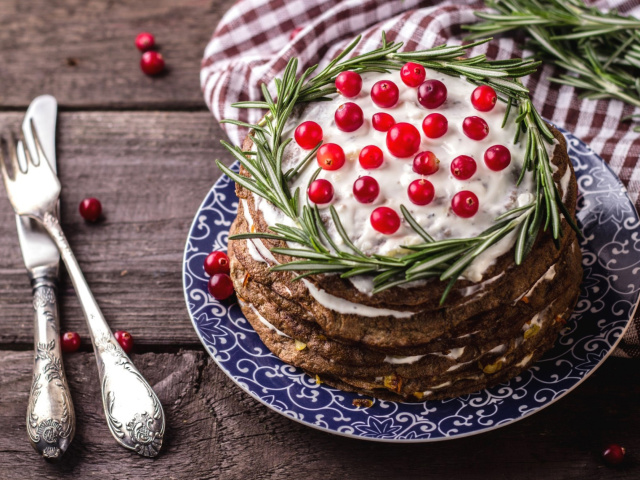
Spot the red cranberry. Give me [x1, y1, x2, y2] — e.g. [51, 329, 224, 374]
[400, 62, 426, 87]
[135, 32, 155, 52]
[204, 251, 230, 276]
[462, 116, 489, 140]
[422, 113, 448, 139]
[386, 122, 421, 158]
[370, 207, 401, 234]
[408, 179, 435, 205]
[372, 112, 395, 132]
[602, 444, 626, 466]
[317, 143, 345, 170]
[417, 79, 447, 109]
[471, 85, 497, 112]
[413, 151, 439, 175]
[371, 80, 399, 108]
[208, 273, 234, 300]
[359, 145, 384, 169]
[290, 26, 304, 40]
[61, 332, 81, 353]
[484, 145, 511, 171]
[114, 330, 134, 354]
[335, 71, 362, 98]
[79, 197, 102, 222]
[140, 51, 165, 76]
[452, 191, 479, 218]
[353, 176, 379, 204]
[307, 179, 334, 204]
[335, 102, 364, 132]
[294, 121, 323, 149]
[451, 155, 477, 180]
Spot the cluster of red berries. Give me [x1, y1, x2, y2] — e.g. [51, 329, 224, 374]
[61, 330, 134, 354]
[204, 251, 234, 300]
[136, 32, 165, 76]
[294, 65, 512, 233]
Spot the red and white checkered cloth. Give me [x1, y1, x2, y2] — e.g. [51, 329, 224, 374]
[200, 0, 640, 357]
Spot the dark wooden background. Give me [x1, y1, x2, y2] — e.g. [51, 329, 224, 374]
[0, 1, 638, 479]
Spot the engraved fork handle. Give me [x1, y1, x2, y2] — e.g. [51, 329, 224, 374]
[39, 212, 165, 457]
[27, 275, 75, 461]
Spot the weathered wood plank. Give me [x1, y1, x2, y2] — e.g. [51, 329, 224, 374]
[0, 0, 235, 109]
[0, 350, 637, 479]
[0, 111, 232, 347]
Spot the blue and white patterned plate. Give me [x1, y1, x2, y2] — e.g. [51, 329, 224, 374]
[183, 127, 640, 442]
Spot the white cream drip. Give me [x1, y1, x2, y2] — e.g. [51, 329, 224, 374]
[244, 302, 290, 338]
[383, 354, 425, 365]
[513, 262, 557, 304]
[430, 347, 466, 360]
[301, 279, 414, 318]
[516, 353, 534, 367]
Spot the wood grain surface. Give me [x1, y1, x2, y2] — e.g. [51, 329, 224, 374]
[0, 351, 638, 480]
[0, 0, 638, 478]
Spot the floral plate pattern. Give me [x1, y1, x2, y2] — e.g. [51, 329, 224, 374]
[183, 127, 639, 442]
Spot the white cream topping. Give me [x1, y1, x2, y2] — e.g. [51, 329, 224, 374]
[488, 344, 506, 354]
[516, 353, 534, 367]
[252, 70, 556, 289]
[430, 347, 466, 360]
[383, 354, 425, 365]
[559, 164, 572, 202]
[301, 279, 413, 318]
[241, 200, 278, 265]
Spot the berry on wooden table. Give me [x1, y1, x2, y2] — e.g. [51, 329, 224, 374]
[451, 155, 477, 180]
[408, 179, 435, 205]
[422, 113, 448, 139]
[484, 145, 511, 171]
[294, 121, 323, 149]
[386, 123, 421, 158]
[317, 143, 345, 170]
[353, 176, 380, 204]
[451, 190, 479, 218]
[471, 85, 497, 112]
[417, 79, 447, 109]
[413, 151, 439, 175]
[359, 145, 384, 169]
[371, 80, 399, 108]
[400, 62, 426, 87]
[61, 332, 81, 353]
[204, 251, 230, 276]
[602, 444, 626, 466]
[462, 116, 489, 141]
[335, 102, 364, 132]
[372, 112, 395, 132]
[79, 197, 102, 222]
[335, 71, 362, 98]
[307, 179, 334, 204]
[140, 51, 165, 76]
[370, 207, 401, 234]
[135, 32, 155, 52]
[208, 273, 234, 300]
[114, 330, 134, 354]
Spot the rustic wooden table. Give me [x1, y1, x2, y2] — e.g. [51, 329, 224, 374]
[0, 1, 638, 479]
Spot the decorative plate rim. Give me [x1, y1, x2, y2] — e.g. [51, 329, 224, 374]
[182, 127, 639, 442]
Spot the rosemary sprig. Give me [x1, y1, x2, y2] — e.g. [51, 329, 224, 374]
[466, 0, 640, 131]
[217, 33, 573, 304]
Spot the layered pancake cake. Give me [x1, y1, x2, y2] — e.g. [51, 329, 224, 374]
[226, 66, 581, 402]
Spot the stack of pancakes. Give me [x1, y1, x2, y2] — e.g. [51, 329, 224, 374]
[228, 127, 582, 401]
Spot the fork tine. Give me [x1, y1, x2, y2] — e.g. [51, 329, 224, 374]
[6, 134, 23, 175]
[29, 118, 47, 167]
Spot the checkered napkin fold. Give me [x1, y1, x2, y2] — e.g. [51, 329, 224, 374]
[200, 0, 640, 357]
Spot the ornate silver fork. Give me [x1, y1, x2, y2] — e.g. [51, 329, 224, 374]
[1, 127, 165, 457]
